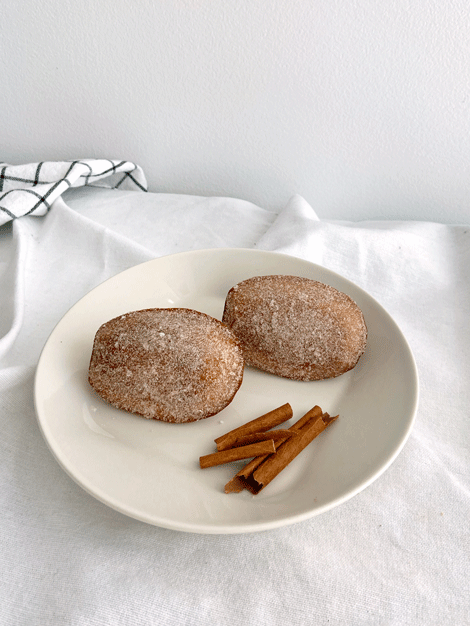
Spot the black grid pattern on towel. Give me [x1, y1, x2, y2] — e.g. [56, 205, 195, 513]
[0, 159, 147, 225]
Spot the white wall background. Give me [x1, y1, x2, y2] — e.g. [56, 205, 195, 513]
[2, 0, 470, 223]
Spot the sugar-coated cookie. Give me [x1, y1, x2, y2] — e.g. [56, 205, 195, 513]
[89, 308, 244, 422]
[222, 275, 367, 381]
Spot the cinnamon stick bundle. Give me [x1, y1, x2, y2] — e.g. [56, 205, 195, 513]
[215, 403, 293, 451]
[224, 405, 337, 494]
[243, 412, 338, 494]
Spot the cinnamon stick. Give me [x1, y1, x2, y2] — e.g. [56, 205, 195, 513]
[215, 403, 293, 451]
[243, 412, 338, 494]
[217, 429, 294, 451]
[199, 439, 276, 469]
[289, 405, 323, 433]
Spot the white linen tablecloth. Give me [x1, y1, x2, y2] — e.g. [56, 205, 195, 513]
[1, 169, 469, 625]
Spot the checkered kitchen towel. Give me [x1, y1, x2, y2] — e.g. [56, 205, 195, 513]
[0, 159, 147, 226]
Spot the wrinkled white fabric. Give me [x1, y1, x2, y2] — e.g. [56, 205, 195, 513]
[1, 188, 468, 626]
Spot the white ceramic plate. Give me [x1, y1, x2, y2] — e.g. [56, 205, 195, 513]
[35, 249, 419, 534]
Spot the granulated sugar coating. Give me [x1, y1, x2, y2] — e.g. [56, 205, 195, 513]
[222, 275, 367, 381]
[88, 308, 244, 423]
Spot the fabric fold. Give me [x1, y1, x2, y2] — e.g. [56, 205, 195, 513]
[0, 220, 27, 361]
[3, 197, 154, 367]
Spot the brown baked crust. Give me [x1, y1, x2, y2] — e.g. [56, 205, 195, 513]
[88, 308, 244, 423]
[222, 275, 367, 381]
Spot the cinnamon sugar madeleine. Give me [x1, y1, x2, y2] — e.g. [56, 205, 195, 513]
[222, 275, 367, 381]
[88, 308, 244, 423]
